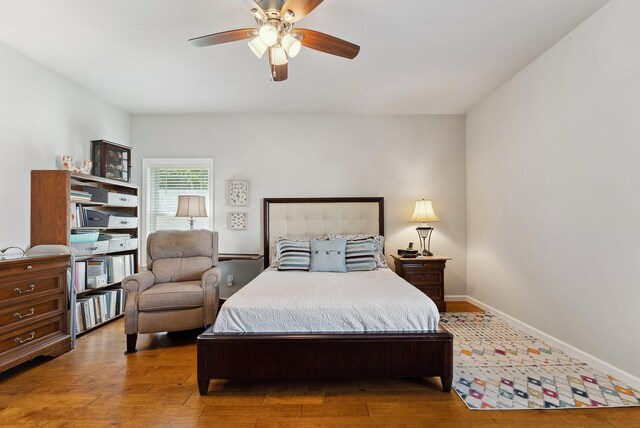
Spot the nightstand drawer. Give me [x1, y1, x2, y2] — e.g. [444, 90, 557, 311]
[405, 270, 443, 285]
[0, 258, 68, 280]
[416, 285, 443, 301]
[0, 318, 62, 354]
[0, 296, 64, 333]
[0, 275, 63, 304]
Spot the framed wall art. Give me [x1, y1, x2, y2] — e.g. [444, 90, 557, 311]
[226, 179, 249, 206]
[227, 212, 248, 230]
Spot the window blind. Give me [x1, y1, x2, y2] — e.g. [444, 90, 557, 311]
[148, 167, 211, 233]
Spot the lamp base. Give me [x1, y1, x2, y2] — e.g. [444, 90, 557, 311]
[422, 249, 433, 257]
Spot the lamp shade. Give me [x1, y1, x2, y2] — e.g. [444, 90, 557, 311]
[259, 23, 278, 47]
[270, 46, 288, 65]
[248, 37, 268, 58]
[281, 33, 301, 58]
[409, 199, 439, 223]
[175, 195, 207, 218]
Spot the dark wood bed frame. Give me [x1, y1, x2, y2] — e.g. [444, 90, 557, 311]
[197, 197, 453, 395]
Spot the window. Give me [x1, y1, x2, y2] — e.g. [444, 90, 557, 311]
[142, 159, 214, 257]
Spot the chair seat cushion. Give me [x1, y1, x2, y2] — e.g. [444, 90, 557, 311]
[138, 281, 203, 312]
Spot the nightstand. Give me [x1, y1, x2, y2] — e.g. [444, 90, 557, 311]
[217, 253, 264, 312]
[391, 255, 452, 312]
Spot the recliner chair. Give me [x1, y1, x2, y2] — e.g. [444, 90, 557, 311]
[122, 230, 220, 353]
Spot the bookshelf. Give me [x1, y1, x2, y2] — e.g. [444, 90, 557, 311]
[31, 170, 139, 335]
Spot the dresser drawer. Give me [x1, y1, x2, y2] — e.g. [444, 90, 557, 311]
[0, 258, 68, 280]
[416, 285, 443, 301]
[405, 270, 443, 285]
[0, 275, 63, 304]
[0, 318, 62, 354]
[0, 296, 63, 333]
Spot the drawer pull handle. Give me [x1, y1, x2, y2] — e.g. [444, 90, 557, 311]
[14, 308, 35, 319]
[26, 265, 33, 270]
[119, 197, 128, 201]
[120, 221, 129, 225]
[15, 332, 36, 344]
[14, 284, 35, 294]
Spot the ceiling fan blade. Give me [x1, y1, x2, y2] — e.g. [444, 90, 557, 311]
[295, 29, 360, 59]
[188, 29, 256, 47]
[280, 0, 323, 22]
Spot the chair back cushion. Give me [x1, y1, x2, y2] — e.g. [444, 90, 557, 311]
[147, 230, 218, 283]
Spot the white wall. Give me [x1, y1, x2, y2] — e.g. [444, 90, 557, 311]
[466, 0, 640, 379]
[131, 114, 467, 295]
[0, 42, 130, 250]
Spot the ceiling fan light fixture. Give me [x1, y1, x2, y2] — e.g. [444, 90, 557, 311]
[248, 37, 268, 58]
[258, 23, 279, 47]
[281, 33, 302, 58]
[282, 10, 295, 22]
[271, 46, 288, 65]
[251, 8, 265, 21]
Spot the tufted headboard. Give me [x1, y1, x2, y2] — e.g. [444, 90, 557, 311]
[263, 197, 384, 268]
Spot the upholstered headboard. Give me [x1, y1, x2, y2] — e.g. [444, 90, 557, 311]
[263, 197, 384, 268]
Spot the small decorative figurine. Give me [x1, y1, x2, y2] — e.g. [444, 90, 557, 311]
[61, 156, 93, 174]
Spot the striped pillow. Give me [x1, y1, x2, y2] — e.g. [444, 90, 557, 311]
[329, 234, 387, 268]
[276, 239, 311, 271]
[345, 238, 377, 272]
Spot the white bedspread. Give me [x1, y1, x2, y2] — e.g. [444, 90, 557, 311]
[212, 268, 440, 334]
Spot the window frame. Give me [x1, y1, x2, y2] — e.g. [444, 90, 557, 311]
[141, 158, 214, 265]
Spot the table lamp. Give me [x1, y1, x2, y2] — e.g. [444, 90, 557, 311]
[409, 199, 440, 256]
[175, 195, 208, 230]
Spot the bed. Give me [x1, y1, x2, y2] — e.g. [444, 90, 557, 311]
[197, 197, 453, 394]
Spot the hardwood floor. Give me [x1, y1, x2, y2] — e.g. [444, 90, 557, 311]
[1, 302, 637, 427]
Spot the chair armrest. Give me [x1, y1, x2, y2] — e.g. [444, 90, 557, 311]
[122, 271, 155, 335]
[122, 271, 156, 296]
[201, 267, 221, 326]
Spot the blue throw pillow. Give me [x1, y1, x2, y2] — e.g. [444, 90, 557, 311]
[310, 239, 347, 272]
[345, 238, 377, 271]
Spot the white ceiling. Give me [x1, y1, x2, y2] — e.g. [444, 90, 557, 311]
[0, 0, 607, 114]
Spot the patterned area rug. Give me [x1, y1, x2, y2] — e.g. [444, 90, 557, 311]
[439, 312, 640, 410]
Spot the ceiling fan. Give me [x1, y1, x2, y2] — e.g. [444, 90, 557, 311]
[188, 0, 360, 82]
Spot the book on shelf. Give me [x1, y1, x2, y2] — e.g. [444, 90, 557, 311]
[74, 261, 86, 292]
[70, 190, 92, 202]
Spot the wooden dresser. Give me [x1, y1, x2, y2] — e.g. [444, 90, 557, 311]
[391, 255, 452, 312]
[0, 254, 72, 373]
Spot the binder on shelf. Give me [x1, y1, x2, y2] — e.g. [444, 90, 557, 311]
[75, 302, 85, 332]
[75, 261, 86, 292]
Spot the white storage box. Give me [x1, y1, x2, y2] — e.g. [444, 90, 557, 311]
[86, 274, 108, 289]
[85, 210, 138, 229]
[83, 186, 138, 207]
[108, 238, 138, 253]
[71, 240, 110, 256]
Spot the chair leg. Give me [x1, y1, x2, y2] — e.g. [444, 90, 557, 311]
[125, 333, 138, 354]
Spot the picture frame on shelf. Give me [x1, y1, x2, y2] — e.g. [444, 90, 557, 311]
[226, 179, 249, 206]
[227, 212, 247, 230]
